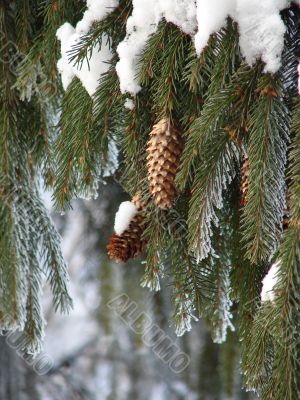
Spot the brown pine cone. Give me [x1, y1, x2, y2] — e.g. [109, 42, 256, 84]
[107, 214, 146, 263]
[146, 118, 183, 209]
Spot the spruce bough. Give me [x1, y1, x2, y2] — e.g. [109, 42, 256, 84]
[1, 1, 300, 398]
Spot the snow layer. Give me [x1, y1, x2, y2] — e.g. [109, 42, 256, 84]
[56, 0, 118, 96]
[195, 0, 235, 55]
[57, 0, 300, 96]
[195, 0, 295, 73]
[116, 0, 158, 95]
[116, 0, 299, 94]
[261, 261, 281, 302]
[57, 23, 112, 96]
[116, 0, 197, 95]
[236, 0, 287, 73]
[76, 0, 119, 34]
[114, 201, 138, 235]
[160, 0, 197, 35]
[124, 98, 135, 110]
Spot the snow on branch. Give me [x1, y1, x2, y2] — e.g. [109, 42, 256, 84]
[116, 0, 197, 95]
[116, 0, 300, 95]
[56, 0, 300, 96]
[261, 260, 280, 303]
[76, 0, 119, 34]
[56, 0, 118, 96]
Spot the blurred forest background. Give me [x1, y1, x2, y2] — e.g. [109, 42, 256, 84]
[0, 181, 257, 400]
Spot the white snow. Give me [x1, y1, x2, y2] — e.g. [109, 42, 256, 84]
[76, 0, 119, 34]
[116, 0, 158, 95]
[195, 0, 296, 73]
[116, 0, 298, 94]
[56, 0, 118, 96]
[261, 260, 281, 302]
[195, 0, 236, 55]
[114, 201, 138, 235]
[236, 0, 287, 73]
[56, 23, 77, 90]
[116, 0, 197, 95]
[57, 23, 112, 97]
[124, 98, 135, 110]
[159, 0, 197, 35]
[56, 0, 300, 95]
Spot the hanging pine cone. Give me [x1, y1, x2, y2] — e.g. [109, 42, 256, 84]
[240, 155, 249, 207]
[146, 118, 183, 209]
[107, 214, 146, 263]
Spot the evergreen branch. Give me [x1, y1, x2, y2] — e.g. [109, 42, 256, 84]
[15, 0, 32, 53]
[243, 303, 276, 394]
[118, 92, 152, 197]
[53, 78, 96, 208]
[268, 227, 300, 399]
[22, 184, 73, 314]
[23, 244, 45, 355]
[242, 100, 300, 397]
[39, 210, 73, 314]
[177, 61, 261, 191]
[280, 6, 300, 98]
[0, 197, 25, 328]
[243, 230, 300, 399]
[0, 177, 72, 341]
[180, 36, 217, 128]
[166, 212, 220, 335]
[0, 6, 28, 329]
[15, 0, 82, 100]
[204, 213, 236, 344]
[187, 131, 240, 260]
[289, 99, 300, 219]
[138, 22, 169, 88]
[205, 22, 240, 96]
[92, 63, 123, 140]
[241, 75, 289, 264]
[0, 0, 74, 354]
[143, 23, 191, 120]
[54, 66, 123, 209]
[142, 206, 214, 334]
[67, 0, 131, 67]
[183, 35, 216, 96]
[141, 206, 165, 292]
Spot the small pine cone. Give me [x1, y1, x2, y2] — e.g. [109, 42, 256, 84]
[107, 214, 146, 263]
[146, 118, 183, 209]
[240, 155, 249, 207]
